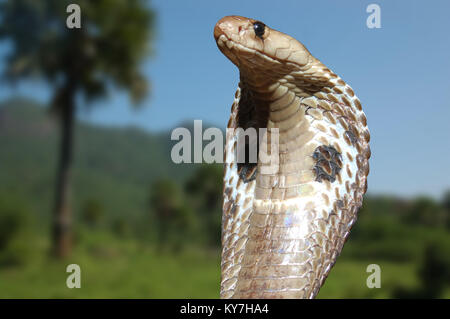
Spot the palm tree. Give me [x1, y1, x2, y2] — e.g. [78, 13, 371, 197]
[0, 0, 156, 257]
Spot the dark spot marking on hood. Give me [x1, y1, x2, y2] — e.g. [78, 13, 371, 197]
[313, 145, 342, 183]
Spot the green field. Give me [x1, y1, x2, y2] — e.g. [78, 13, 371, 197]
[1, 229, 448, 299]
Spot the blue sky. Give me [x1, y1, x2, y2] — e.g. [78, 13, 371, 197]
[1, 0, 449, 198]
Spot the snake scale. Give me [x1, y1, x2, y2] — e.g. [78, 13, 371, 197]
[214, 16, 370, 299]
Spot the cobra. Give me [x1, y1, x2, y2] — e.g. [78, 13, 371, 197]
[214, 16, 371, 299]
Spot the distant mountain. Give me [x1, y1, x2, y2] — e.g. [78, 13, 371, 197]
[0, 97, 207, 220]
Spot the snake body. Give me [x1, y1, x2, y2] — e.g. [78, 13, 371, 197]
[214, 16, 370, 298]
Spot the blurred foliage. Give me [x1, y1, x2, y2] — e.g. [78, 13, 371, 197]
[111, 218, 131, 238]
[81, 198, 104, 227]
[0, 0, 155, 103]
[442, 190, 450, 229]
[393, 241, 450, 298]
[185, 164, 223, 247]
[0, 195, 36, 267]
[1, 101, 450, 298]
[149, 178, 200, 251]
[404, 197, 446, 227]
[418, 242, 450, 297]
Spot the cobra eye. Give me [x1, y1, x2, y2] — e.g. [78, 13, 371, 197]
[253, 21, 265, 39]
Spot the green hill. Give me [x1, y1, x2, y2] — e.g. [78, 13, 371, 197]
[0, 97, 196, 222]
